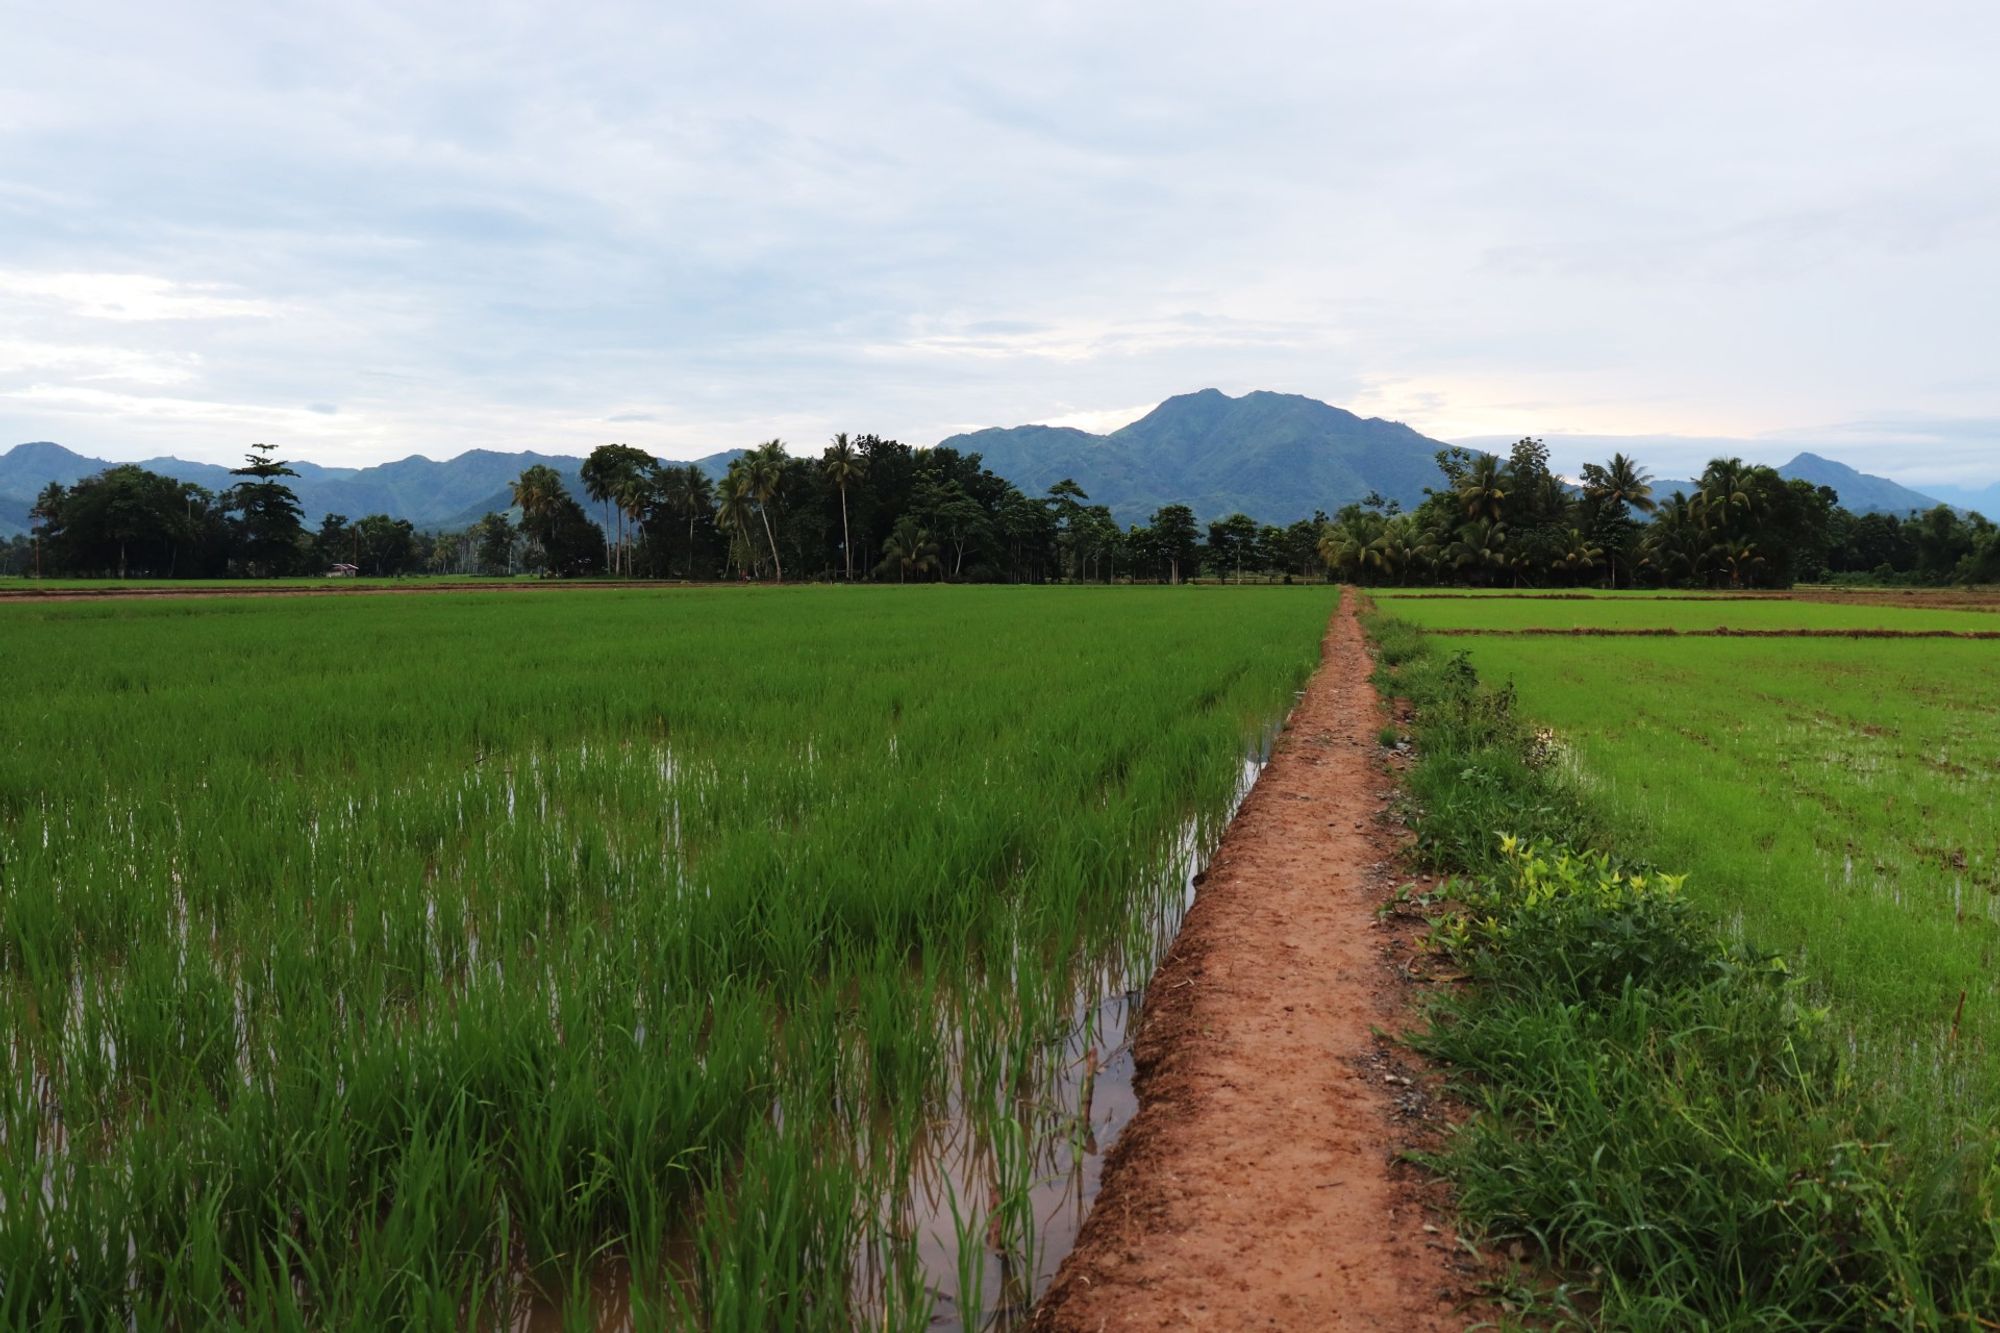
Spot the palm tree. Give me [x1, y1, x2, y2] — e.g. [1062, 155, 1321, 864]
[510, 465, 566, 575]
[1640, 492, 1699, 585]
[579, 451, 617, 573]
[613, 471, 650, 576]
[29, 481, 64, 578]
[878, 516, 940, 583]
[1695, 457, 1755, 531]
[1457, 454, 1508, 522]
[716, 464, 759, 578]
[510, 465, 562, 525]
[822, 433, 866, 581]
[1554, 528, 1604, 580]
[746, 439, 786, 582]
[661, 464, 713, 577]
[1711, 541, 1767, 588]
[1446, 518, 1508, 584]
[1584, 452, 1657, 515]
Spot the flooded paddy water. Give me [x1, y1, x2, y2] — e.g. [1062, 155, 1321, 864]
[1, 586, 1335, 1329]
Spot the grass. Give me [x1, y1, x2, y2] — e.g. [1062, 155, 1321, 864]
[1367, 601, 2000, 1327]
[1371, 592, 2000, 633]
[0, 574, 534, 590]
[1418, 635, 2000, 1071]
[0, 584, 1335, 1328]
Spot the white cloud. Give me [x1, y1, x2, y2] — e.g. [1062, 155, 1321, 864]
[0, 271, 281, 322]
[0, 339, 200, 386]
[0, 1, 1994, 481]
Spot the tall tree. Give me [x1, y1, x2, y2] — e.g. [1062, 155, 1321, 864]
[822, 433, 866, 580]
[716, 464, 760, 578]
[656, 463, 715, 578]
[746, 440, 787, 581]
[1456, 454, 1508, 523]
[1579, 453, 1657, 588]
[225, 448, 306, 577]
[1149, 504, 1201, 584]
[877, 515, 939, 583]
[29, 481, 65, 579]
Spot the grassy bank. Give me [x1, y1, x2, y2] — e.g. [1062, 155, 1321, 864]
[1368, 612, 2000, 1328]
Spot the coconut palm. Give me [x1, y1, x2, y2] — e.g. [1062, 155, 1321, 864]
[1457, 454, 1508, 523]
[1709, 540, 1767, 589]
[613, 471, 650, 576]
[29, 481, 65, 578]
[878, 516, 940, 583]
[1695, 457, 1756, 530]
[1583, 452, 1657, 515]
[510, 465, 563, 527]
[661, 463, 713, 578]
[579, 451, 617, 572]
[822, 433, 867, 580]
[716, 463, 760, 578]
[1554, 527, 1604, 579]
[1446, 518, 1508, 584]
[1640, 492, 1700, 585]
[746, 439, 786, 582]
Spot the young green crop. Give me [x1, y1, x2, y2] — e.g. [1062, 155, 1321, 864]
[0, 584, 1335, 1328]
[1373, 591, 2000, 633]
[1432, 634, 2000, 1075]
[1370, 608, 2000, 1326]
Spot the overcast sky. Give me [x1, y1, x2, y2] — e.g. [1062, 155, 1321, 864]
[3, 0, 1996, 485]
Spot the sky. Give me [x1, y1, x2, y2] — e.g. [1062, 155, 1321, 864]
[2, 0, 1997, 486]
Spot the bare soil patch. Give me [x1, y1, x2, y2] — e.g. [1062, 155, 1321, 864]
[1032, 591, 1478, 1332]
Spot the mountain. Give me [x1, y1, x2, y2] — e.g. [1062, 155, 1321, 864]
[1776, 453, 1945, 516]
[0, 443, 744, 538]
[942, 388, 1454, 524]
[1643, 458, 1946, 514]
[1923, 480, 2000, 516]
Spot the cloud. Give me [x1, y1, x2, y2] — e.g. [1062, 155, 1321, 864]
[0, 271, 281, 322]
[0, 1, 1994, 482]
[1029, 403, 1152, 435]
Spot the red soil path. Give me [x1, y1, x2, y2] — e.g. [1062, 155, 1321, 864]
[1032, 591, 1476, 1331]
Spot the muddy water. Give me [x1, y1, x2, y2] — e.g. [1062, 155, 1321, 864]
[884, 748, 1271, 1329]
[516, 744, 1274, 1331]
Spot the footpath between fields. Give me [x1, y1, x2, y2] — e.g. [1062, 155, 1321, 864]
[1033, 591, 1479, 1331]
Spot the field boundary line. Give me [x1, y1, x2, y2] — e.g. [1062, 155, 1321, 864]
[1033, 589, 1477, 1331]
[1425, 627, 2000, 639]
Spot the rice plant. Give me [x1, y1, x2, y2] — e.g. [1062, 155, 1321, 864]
[0, 584, 1333, 1327]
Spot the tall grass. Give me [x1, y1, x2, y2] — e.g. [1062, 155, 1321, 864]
[0, 585, 1333, 1327]
[1369, 613, 2000, 1328]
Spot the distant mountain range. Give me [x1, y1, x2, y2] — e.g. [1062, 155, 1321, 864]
[946, 390, 1966, 524]
[1648, 452, 1951, 515]
[1921, 479, 2000, 514]
[941, 389, 1445, 524]
[0, 442, 741, 538]
[0, 389, 1979, 538]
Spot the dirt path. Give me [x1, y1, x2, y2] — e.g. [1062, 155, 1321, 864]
[1033, 590, 1474, 1331]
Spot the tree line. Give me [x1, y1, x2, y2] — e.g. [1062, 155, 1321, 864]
[7, 435, 1993, 587]
[1319, 440, 2000, 588]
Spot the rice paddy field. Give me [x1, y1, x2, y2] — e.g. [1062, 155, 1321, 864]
[1374, 589, 2000, 1090]
[0, 584, 1336, 1330]
[1377, 594, 2000, 634]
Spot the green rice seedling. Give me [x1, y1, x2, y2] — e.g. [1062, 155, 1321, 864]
[0, 585, 1332, 1324]
[1375, 607, 2000, 1327]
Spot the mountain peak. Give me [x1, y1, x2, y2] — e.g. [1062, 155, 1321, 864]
[1777, 452, 1943, 514]
[943, 388, 1450, 523]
